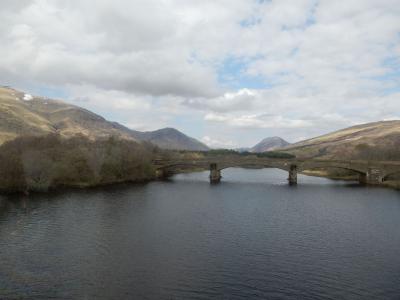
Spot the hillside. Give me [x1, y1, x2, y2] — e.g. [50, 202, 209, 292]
[251, 137, 290, 153]
[0, 86, 139, 143]
[131, 128, 209, 151]
[282, 121, 400, 160]
[0, 86, 208, 151]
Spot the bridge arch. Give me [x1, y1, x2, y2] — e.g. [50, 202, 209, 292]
[156, 163, 209, 171]
[382, 171, 400, 182]
[156, 162, 292, 173]
[217, 163, 291, 172]
[155, 162, 210, 179]
[155, 162, 295, 184]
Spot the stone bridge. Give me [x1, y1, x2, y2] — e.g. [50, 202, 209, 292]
[153, 157, 400, 185]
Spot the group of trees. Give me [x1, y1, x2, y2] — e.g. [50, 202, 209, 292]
[0, 134, 162, 193]
[255, 151, 296, 159]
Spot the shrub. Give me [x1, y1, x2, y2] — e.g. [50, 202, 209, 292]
[256, 151, 296, 159]
[0, 134, 160, 193]
[354, 143, 400, 161]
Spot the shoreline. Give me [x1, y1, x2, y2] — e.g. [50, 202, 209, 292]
[302, 170, 400, 190]
[0, 177, 156, 196]
[1, 168, 400, 196]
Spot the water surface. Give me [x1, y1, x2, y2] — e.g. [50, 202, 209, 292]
[1, 168, 400, 299]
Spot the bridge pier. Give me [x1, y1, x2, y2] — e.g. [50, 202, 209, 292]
[156, 168, 172, 179]
[210, 163, 221, 184]
[358, 173, 367, 184]
[359, 168, 384, 185]
[366, 168, 384, 184]
[288, 165, 297, 185]
[156, 169, 166, 179]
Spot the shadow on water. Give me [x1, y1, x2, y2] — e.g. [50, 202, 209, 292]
[0, 181, 149, 210]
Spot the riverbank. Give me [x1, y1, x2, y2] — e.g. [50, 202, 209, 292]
[2, 167, 400, 195]
[302, 170, 359, 181]
[381, 180, 400, 189]
[302, 170, 400, 190]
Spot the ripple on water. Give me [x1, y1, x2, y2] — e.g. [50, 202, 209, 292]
[0, 169, 400, 299]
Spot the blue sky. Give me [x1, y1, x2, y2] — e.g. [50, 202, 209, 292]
[1, 0, 399, 148]
[218, 56, 269, 90]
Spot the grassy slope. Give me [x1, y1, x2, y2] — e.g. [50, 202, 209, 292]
[0, 87, 209, 151]
[279, 121, 400, 187]
[0, 87, 138, 144]
[281, 121, 400, 159]
[0, 87, 55, 144]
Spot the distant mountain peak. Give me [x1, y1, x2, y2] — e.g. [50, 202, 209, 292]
[131, 127, 209, 151]
[251, 136, 290, 153]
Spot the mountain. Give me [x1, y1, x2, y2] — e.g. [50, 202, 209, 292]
[0, 86, 208, 151]
[282, 121, 400, 160]
[0, 86, 139, 144]
[131, 128, 209, 151]
[250, 136, 290, 152]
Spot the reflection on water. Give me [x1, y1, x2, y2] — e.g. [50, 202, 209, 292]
[1, 168, 400, 299]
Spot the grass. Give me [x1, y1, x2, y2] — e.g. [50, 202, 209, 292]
[284, 120, 400, 160]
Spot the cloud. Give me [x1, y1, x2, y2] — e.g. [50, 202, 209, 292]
[0, 0, 399, 146]
[205, 112, 313, 129]
[0, 0, 32, 12]
[184, 89, 257, 112]
[66, 85, 178, 131]
[201, 136, 237, 149]
[0, 0, 221, 97]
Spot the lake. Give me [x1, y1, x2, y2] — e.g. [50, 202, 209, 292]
[1, 168, 400, 299]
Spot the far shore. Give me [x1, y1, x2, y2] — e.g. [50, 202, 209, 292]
[1, 167, 399, 196]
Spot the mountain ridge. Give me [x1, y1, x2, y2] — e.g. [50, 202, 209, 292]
[0, 86, 209, 151]
[130, 127, 209, 151]
[2, 86, 400, 158]
[281, 120, 400, 160]
[250, 136, 290, 153]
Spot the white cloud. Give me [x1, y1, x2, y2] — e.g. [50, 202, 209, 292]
[0, 0, 221, 97]
[0, 0, 399, 146]
[184, 89, 256, 112]
[205, 112, 313, 129]
[66, 84, 182, 131]
[201, 136, 236, 149]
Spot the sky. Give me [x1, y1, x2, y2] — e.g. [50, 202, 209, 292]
[0, 0, 399, 148]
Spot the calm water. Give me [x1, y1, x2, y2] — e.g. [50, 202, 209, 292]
[1, 168, 400, 300]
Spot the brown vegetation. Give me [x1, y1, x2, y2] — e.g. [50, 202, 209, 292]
[352, 142, 400, 161]
[0, 134, 163, 193]
[282, 121, 400, 160]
